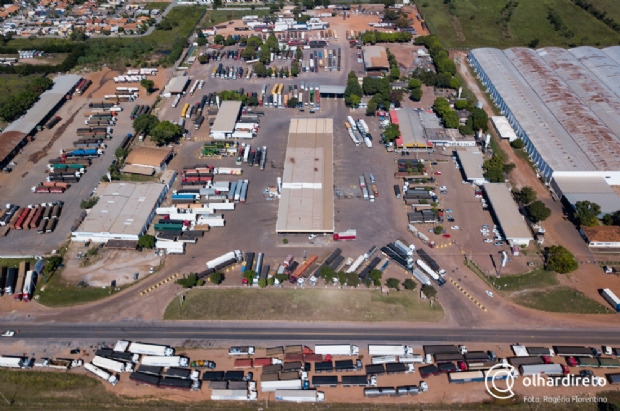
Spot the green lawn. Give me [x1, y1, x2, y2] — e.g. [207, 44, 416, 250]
[490, 269, 558, 292]
[0, 257, 36, 269]
[164, 288, 444, 322]
[586, 0, 620, 23]
[419, 0, 620, 48]
[202, 9, 270, 29]
[142, 1, 169, 10]
[514, 287, 610, 314]
[34, 263, 127, 307]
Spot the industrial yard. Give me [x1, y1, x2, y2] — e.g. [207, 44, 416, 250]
[1, 1, 620, 409]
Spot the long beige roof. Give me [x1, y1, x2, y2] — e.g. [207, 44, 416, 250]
[276, 118, 334, 233]
[484, 183, 533, 241]
[125, 146, 171, 167]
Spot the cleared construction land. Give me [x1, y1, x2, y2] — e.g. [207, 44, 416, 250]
[164, 289, 444, 322]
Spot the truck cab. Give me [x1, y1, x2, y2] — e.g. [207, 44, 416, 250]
[458, 345, 467, 354]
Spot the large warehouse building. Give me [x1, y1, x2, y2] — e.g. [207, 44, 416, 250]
[72, 182, 168, 243]
[469, 46, 620, 210]
[276, 118, 334, 233]
[210, 101, 242, 139]
[0, 74, 82, 168]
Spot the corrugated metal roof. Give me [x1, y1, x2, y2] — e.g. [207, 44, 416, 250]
[125, 146, 171, 168]
[483, 183, 533, 242]
[75, 182, 165, 236]
[396, 108, 429, 148]
[491, 116, 517, 140]
[211, 101, 242, 134]
[276, 118, 334, 233]
[570, 46, 620, 100]
[505, 47, 620, 171]
[552, 175, 620, 215]
[319, 85, 345, 94]
[538, 47, 620, 142]
[457, 148, 485, 181]
[164, 76, 189, 94]
[3, 74, 81, 135]
[470, 48, 596, 172]
[603, 46, 620, 67]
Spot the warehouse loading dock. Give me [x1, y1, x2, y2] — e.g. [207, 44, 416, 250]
[276, 118, 334, 233]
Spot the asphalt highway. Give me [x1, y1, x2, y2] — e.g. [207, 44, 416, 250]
[4, 322, 620, 344]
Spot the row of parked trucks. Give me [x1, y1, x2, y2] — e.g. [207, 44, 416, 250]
[0, 261, 36, 301]
[346, 116, 371, 148]
[0, 202, 62, 233]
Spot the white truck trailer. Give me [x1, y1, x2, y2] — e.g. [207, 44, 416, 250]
[0, 356, 26, 368]
[84, 363, 118, 385]
[260, 379, 303, 392]
[519, 364, 567, 377]
[368, 345, 414, 356]
[140, 356, 189, 367]
[314, 344, 359, 356]
[417, 260, 441, 282]
[127, 342, 174, 356]
[345, 255, 365, 274]
[275, 389, 325, 403]
[211, 389, 258, 401]
[206, 250, 243, 270]
[412, 269, 432, 286]
[93, 355, 132, 373]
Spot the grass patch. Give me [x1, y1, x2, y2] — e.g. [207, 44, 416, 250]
[140, 6, 207, 48]
[491, 269, 558, 291]
[142, 1, 169, 10]
[419, 0, 620, 48]
[514, 287, 610, 314]
[0, 257, 36, 268]
[202, 9, 270, 29]
[119, 172, 159, 182]
[164, 288, 444, 322]
[511, 146, 537, 172]
[34, 263, 126, 307]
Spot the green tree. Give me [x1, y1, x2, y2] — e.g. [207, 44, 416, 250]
[214, 34, 224, 44]
[198, 54, 208, 64]
[433, 225, 443, 235]
[408, 78, 422, 89]
[545, 245, 578, 274]
[403, 278, 417, 290]
[241, 46, 257, 60]
[527, 200, 552, 222]
[410, 87, 423, 102]
[140, 79, 155, 94]
[390, 67, 401, 80]
[454, 100, 469, 110]
[70, 28, 88, 41]
[259, 44, 271, 64]
[347, 94, 361, 107]
[209, 271, 224, 284]
[366, 100, 378, 116]
[247, 36, 263, 48]
[150, 121, 183, 145]
[287, 97, 299, 108]
[80, 196, 99, 209]
[603, 214, 615, 226]
[510, 138, 525, 149]
[369, 269, 383, 286]
[421, 284, 437, 298]
[258, 278, 267, 288]
[516, 186, 537, 204]
[196, 37, 207, 46]
[469, 108, 489, 132]
[442, 110, 459, 128]
[383, 123, 401, 142]
[133, 114, 159, 134]
[243, 270, 256, 284]
[138, 234, 156, 249]
[346, 272, 360, 288]
[175, 273, 204, 288]
[44, 255, 62, 275]
[574, 201, 600, 227]
[386, 278, 400, 290]
[320, 265, 336, 283]
[265, 34, 279, 52]
[115, 148, 129, 162]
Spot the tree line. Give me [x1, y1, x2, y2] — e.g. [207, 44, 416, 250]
[0, 76, 54, 122]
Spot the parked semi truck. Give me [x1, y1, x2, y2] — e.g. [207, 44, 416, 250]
[275, 389, 325, 403]
[140, 356, 189, 367]
[92, 355, 133, 373]
[0, 356, 26, 368]
[552, 346, 600, 358]
[314, 344, 359, 356]
[84, 363, 118, 385]
[417, 260, 446, 286]
[229, 346, 255, 356]
[260, 379, 302, 392]
[127, 342, 174, 356]
[519, 364, 569, 376]
[211, 389, 258, 401]
[368, 345, 414, 357]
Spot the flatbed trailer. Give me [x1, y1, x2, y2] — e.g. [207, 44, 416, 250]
[553, 346, 596, 357]
[423, 345, 459, 355]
